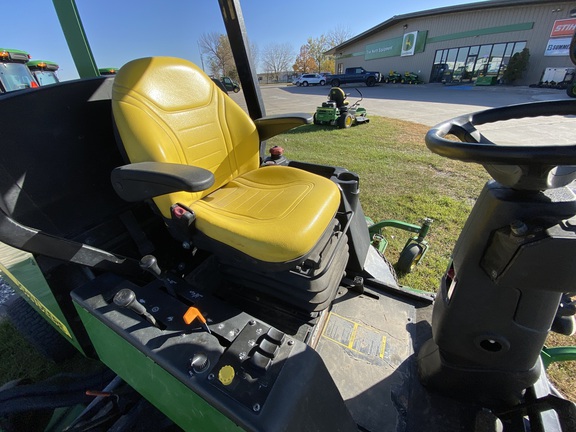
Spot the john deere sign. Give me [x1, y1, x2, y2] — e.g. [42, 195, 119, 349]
[365, 31, 427, 60]
[402, 32, 417, 56]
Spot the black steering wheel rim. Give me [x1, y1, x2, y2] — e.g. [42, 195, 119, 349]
[425, 100, 576, 165]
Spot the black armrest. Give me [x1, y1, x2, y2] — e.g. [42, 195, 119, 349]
[255, 113, 312, 141]
[111, 162, 215, 202]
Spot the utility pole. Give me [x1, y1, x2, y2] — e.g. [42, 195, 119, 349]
[197, 41, 205, 71]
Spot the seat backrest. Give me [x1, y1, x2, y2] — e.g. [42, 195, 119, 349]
[0, 78, 130, 240]
[112, 57, 260, 218]
[329, 87, 347, 108]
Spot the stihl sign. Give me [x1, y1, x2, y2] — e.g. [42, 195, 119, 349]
[551, 18, 576, 37]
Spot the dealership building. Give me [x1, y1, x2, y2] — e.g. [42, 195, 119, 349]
[327, 0, 576, 85]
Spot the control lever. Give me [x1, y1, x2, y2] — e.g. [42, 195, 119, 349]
[140, 254, 162, 277]
[140, 255, 177, 297]
[113, 288, 159, 328]
[183, 306, 212, 334]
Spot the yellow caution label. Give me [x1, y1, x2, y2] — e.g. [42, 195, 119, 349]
[322, 312, 386, 359]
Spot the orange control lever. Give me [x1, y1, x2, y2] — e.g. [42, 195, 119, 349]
[183, 306, 212, 334]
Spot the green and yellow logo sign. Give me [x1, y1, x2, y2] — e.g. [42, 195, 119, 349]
[401, 32, 418, 56]
[365, 31, 427, 60]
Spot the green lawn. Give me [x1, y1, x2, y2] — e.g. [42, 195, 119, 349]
[0, 317, 101, 385]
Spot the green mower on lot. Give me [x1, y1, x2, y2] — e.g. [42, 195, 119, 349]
[383, 70, 402, 83]
[401, 71, 422, 84]
[313, 87, 369, 128]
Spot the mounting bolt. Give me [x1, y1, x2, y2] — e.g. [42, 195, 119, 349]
[253, 403, 261, 412]
[510, 220, 528, 236]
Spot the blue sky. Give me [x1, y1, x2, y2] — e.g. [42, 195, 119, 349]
[4, 0, 483, 81]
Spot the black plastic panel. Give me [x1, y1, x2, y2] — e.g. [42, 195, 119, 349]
[209, 320, 292, 413]
[72, 272, 358, 432]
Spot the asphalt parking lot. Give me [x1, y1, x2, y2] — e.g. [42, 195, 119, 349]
[229, 83, 575, 145]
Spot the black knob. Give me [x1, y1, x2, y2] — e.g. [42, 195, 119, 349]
[113, 288, 146, 315]
[113, 288, 158, 327]
[140, 255, 178, 298]
[189, 353, 210, 374]
[140, 255, 162, 277]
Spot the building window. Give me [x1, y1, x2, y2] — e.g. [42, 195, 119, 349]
[512, 41, 526, 55]
[431, 41, 526, 83]
[488, 43, 506, 80]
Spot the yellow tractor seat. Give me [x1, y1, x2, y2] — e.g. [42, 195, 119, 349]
[110, 57, 342, 270]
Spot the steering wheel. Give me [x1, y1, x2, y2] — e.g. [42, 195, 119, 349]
[425, 100, 576, 190]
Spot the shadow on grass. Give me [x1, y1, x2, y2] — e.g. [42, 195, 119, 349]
[286, 123, 369, 135]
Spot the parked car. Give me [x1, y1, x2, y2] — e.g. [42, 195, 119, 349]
[220, 76, 240, 93]
[210, 77, 229, 93]
[320, 72, 332, 82]
[294, 73, 326, 86]
[329, 67, 380, 87]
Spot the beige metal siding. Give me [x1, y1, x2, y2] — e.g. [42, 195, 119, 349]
[336, 1, 575, 85]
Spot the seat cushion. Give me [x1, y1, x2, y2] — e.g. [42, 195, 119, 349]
[192, 165, 340, 263]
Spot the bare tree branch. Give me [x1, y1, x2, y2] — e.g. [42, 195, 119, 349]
[198, 32, 235, 78]
[327, 25, 353, 48]
[262, 42, 295, 80]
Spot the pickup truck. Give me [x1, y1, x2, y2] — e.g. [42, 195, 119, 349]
[329, 67, 380, 87]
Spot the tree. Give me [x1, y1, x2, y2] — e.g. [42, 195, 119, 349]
[199, 32, 236, 78]
[198, 32, 259, 82]
[307, 36, 330, 73]
[294, 25, 353, 74]
[320, 57, 335, 74]
[503, 48, 530, 84]
[293, 45, 316, 74]
[326, 25, 353, 48]
[261, 42, 295, 82]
